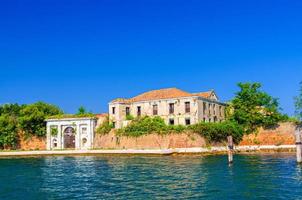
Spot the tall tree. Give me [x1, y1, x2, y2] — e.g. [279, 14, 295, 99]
[77, 106, 87, 115]
[19, 102, 63, 137]
[229, 82, 284, 133]
[294, 81, 302, 121]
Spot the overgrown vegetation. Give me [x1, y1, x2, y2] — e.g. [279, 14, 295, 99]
[96, 116, 114, 135]
[189, 121, 244, 144]
[19, 102, 63, 137]
[116, 116, 243, 144]
[227, 82, 286, 134]
[126, 114, 135, 120]
[0, 102, 62, 149]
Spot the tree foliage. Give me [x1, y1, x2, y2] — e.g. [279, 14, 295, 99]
[77, 106, 87, 115]
[294, 81, 302, 121]
[18, 102, 62, 137]
[0, 104, 23, 148]
[189, 121, 244, 144]
[0, 102, 62, 149]
[228, 82, 285, 133]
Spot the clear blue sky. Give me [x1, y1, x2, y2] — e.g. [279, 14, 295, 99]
[0, 0, 301, 115]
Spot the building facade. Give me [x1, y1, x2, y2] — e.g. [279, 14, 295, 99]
[109, 88, 227, 129]
[46, 117, 97, 150]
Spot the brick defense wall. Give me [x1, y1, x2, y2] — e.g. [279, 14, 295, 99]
[10, 122, 296, 150]
[94, 122, 297, 149]
[18, 133, 46, 150]
[239, 122, 296, 146]
[94, 131, 207, 149]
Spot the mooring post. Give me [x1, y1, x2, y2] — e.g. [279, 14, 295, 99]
[227, 136, 234, 164]
[295, 126, 302, 163]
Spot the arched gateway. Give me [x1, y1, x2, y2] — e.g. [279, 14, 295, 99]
[46, 117, 97, 150]
[63, 127, 75, 149]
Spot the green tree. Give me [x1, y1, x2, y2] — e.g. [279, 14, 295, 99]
[77, 106, 87, 115]
[294, 81, 302, 121]
[0, 104, 23, 149]
[19, 102, 62, 137]
[229, 82, 284, 133]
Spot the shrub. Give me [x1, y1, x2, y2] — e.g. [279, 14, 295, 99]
[189, 121, 244, 144]
[96, 117, 114, 135]
[117, 116, 185, 137]
[126, 114, 135, 120]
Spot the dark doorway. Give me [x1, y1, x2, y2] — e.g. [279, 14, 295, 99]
[64, 127, 75, 149]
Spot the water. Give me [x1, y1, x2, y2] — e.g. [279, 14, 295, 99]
[0, 153, 301, 200]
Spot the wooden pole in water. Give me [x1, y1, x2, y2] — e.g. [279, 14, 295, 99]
[227, 136, 234, 164]
[296, 126, 302, 163]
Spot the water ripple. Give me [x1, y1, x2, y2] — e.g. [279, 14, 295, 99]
[0, 153, 301, 199]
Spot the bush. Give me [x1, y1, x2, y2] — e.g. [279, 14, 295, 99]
[96, 117, 114, 135]
[189, 121, 244, 144]
[126, 114, 135, 120]
[117, 116, 186, 137]
[0, 115, 19, 149]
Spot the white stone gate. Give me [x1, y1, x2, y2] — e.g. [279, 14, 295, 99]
[46, 117, 97, 150]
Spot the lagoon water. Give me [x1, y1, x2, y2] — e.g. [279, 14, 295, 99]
[0, 154, 301, 200]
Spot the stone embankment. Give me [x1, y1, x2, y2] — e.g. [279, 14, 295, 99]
[0, 145, 296, 157]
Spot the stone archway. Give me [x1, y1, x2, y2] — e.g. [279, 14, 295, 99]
[64, 127, 75, 149]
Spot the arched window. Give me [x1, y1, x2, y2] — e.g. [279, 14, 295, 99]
[53, 139, 58, 148]
[82, 138, 87, 146]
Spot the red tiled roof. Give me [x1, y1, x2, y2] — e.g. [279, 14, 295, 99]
[111, 88, 215, 103]
[193, 91, 213, 98]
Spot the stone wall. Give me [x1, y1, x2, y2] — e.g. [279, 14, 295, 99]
[94, 131, 206, 149]
[11, 122, 297, 150]
[18, 133, 46, 150]
[94, 122, 297, 149]
[239, 122, 296, 146]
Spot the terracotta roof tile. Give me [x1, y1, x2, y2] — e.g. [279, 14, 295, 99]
[110, 88, 216, 103]
[193, 91, 213, 98]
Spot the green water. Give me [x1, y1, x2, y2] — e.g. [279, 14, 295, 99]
[0, 153, 301, 199]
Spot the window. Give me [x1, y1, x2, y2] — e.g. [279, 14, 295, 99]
[82, 138, 87, 146]
[213, 104, 216, 115]
[137, 106, 141, 116]
[203, 102, 207, 115]
[185, 102, 190, 113]
[126, 107, 130, 116]
[153, 104, 158, 115]
[81, 127, 87, 134]
[53, 139, 57, 148]
[169, 103, 174, 114]
[169, 118, 175, 125]
[208, 104, 211, 115]
[112, 107, 116, 114]
[203, 117, 206, 122]
[185, 118, 191, 125]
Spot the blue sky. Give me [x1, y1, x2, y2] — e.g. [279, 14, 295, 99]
[0, 0, 301, 115]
